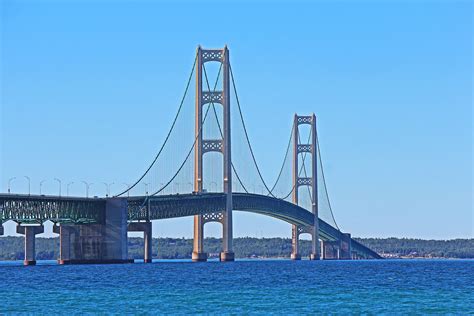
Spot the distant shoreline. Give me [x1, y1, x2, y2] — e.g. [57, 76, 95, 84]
[1, 236, 472, 260]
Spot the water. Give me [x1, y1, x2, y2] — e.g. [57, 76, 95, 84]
[1, 259, 473, 314]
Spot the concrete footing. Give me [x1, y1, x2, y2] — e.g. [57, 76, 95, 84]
[17, 225, 44, 266]
[291, 253, 301, 260]
[192, 252, 208, 262]
[309, 253, 319, 260]
[220, 251, 235, 262]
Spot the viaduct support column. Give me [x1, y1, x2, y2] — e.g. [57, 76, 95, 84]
[0, 223, 4, 236]
[53, 224, 78, 264]
[17, 224, 44, 266]
[128, 221, 153, 263]
[340, 233, 352, 260]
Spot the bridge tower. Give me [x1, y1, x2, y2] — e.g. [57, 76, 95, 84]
[291, 114, 320, 260]
[192, 46, 234, 262]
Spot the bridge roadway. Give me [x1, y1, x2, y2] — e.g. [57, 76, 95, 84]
[0, 193, 381, 259]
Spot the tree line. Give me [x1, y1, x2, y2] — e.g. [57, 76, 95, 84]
[0, 236, 472, 260]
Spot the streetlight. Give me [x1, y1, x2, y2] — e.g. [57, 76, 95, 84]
[81, 181, 93, 198]
[144, 182, 150, 196]
[102, 182, 114, 197]
[54, 178, 62, 197]
[24, 176, 30, 196]
[67, 182, 74, 197]
[8, 177, 16, 194]
[39, 179, 47, 195]
[122, 183, 131, 198]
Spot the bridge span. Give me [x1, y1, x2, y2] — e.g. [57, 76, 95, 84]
[1, 46, 383, 264]
[1, 193, 381, 264]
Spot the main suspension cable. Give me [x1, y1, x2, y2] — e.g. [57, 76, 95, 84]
[316, 133, 340, 230]
[229, 64, 280, 198]
[115, 53, 198, 197]
[148, 62, 223, 196]
[268, 123, 295, 195]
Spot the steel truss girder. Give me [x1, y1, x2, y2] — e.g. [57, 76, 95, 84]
[0, 194, 105, 224]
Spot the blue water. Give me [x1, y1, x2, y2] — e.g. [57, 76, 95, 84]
[1, 259, 473, 314]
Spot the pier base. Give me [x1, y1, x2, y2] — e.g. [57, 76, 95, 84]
[309, 253, 319, 260]
[291, 253, 301, 260]
[192, 252, 208, 262]
[220, 251, 235, 262]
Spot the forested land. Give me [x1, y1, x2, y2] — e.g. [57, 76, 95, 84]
[0, 236, 472, 260]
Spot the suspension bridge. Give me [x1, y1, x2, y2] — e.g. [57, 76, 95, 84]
[0, 46, 382, 265]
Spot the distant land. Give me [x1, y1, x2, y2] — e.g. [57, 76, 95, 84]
[0, 237, 472, 260]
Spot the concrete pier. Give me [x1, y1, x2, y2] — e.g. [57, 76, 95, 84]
[128, 221, 152, 263]
[340, 233, 352, 260]
[54, 198, 131, 264]
[321, 240, 341, 260]
[0, 224, 3, 236]
[17, 224, 44, 266]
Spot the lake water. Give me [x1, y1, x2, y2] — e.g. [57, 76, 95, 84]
[1, 259, 473, 314]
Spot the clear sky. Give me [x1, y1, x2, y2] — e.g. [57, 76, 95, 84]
[1, 0, 472, 240]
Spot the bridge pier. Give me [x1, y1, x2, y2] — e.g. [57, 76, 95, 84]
[0, 223, 3, 235]
[340, 233, 352, 260]
[53, 198, 130, 264]
[17, 224, 44, 266]
[321, 240, 340, 260]
[128, 221, 152, 263]
[53, 224, 77, 264]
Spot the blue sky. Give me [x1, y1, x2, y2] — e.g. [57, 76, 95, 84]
[1, 0, 472, 239]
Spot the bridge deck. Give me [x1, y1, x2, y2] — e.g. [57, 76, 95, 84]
[0, 193, 381, 259]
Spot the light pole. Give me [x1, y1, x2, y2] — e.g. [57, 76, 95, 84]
[81, 181, 93, 198]
[24, 176, 30, 196]
[122, 183, 131, 198]
[40, 179, 46, 195]
[102, 182, 114, 197]
[144, 182, 150, 196]
[54, 178, 62, 197]
[67, 182, 74, 197]
[8, 177, 16, 194]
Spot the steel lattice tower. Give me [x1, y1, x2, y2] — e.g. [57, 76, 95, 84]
[192, 46, 234, 262]
[291, 114, 320, 260]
